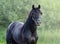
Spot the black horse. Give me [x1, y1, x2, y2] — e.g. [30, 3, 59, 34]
[6, 5, 42, 44]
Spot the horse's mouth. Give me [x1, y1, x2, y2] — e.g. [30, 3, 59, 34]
[34, 20, 41, 26]
[36, 21, 40, 26]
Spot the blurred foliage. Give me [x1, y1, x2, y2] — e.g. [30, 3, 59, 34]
[0, 0, 60, 29]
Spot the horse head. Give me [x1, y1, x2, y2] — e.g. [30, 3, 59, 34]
[29, 5, 42, 26]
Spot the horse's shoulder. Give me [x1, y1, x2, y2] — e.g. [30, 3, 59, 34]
[11, 21, 24, 43]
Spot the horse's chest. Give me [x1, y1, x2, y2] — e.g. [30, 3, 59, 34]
[24, 31, 37, 43]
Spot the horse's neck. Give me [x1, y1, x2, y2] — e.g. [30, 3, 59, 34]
[24, 17, 37, 33]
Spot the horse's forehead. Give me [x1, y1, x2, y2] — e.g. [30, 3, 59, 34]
[32, 9, 39, 13]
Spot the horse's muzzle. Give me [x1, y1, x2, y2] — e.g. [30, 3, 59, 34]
[35, 19, 41, 26]
[31, 37, 35, 43]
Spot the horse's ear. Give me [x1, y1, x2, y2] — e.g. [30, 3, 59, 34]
[38, 5, 40, 9]
[32, 5, 35, 9]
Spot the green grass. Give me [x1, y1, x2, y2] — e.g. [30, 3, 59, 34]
[37, 29, 60, 44]
[0, 26, 6, 44]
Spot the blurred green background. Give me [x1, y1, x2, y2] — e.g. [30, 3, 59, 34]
[0, 0, 60, 44]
